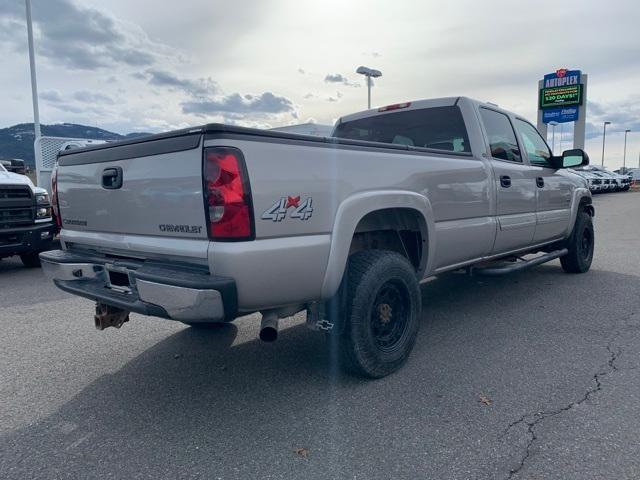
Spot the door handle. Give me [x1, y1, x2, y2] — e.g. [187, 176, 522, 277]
[500, 175, 511, 188]
[536, 177, 544, 188]
[102, 167, 123, 189]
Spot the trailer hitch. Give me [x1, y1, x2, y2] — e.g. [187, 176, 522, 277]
[94, 303, 130, 330]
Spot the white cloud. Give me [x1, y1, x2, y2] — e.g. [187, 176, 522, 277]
[0, 0, 638, 156]
[182, 92, 297, 123]
[146, 69, 219, 97]
[324, 73, 359, 87]
[0, 0, 171, 70]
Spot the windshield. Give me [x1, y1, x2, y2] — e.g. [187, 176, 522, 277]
[333, 105, 471, 153]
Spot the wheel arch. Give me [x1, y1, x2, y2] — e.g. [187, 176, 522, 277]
[565, 188, 593, 237]
[320, 190, 434, 299]
[580, 196, 595, 217]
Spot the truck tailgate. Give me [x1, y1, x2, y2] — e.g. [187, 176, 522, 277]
[56, 131, 208, 240]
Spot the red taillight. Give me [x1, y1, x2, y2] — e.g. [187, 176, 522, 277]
[204, 147, 253, 240]
[378, 102, 411, 112]
[51, 166, 61, 229]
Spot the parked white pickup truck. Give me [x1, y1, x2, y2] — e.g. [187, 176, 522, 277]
[0, 163, 55, 267]
[41, 97, 595, 377]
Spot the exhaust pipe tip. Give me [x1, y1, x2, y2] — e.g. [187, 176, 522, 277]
[259, 326, 278, 342]
[259, 312, 279, 342]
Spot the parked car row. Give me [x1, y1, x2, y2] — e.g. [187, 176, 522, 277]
[619, 168, 640, 184]
[571, 166, 633, 193]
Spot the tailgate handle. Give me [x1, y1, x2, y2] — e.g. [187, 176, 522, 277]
[102, 167, 123, 189]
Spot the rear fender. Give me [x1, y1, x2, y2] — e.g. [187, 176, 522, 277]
[320, 190, 434, 299]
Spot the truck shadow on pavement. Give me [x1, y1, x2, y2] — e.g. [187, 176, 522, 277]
[0, 257, 29, 274]
[2, 265, 640, 479]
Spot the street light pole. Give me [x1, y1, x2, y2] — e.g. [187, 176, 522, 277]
[623, 129, 631, 170]
[356, 66, 382, 109]
[25, 0, 41, 141]
[601, 121, 611, 167]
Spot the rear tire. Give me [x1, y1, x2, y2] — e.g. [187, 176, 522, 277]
[20, 252, 41, 268]
[338, 250, 421, 378]
[560, 210, 594, 273]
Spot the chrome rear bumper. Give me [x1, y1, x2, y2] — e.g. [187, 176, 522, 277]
[40, 249, 237, 322]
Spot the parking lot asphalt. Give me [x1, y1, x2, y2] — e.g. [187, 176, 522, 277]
[1, 192, 639, 480]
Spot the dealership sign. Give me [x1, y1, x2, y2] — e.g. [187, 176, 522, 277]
[540, 84, 582, 108]
[542, 106, 579, 123]
[536, 68, 587, 149]
[540, 69, 583, 124]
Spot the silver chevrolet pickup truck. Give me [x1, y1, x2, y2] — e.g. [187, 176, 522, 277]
[41, 97, 595, 378]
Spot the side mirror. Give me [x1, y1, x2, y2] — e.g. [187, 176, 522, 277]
[561, 149, 589, 168]
[551, 149, 589, 169]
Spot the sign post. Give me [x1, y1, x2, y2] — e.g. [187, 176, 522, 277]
[536, 69, 587, 152]
[573, 74, 587, 150]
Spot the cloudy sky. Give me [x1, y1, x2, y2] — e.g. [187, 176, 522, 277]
[1, 0, 639, 169]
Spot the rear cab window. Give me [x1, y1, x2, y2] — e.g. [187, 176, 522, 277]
[333, 106, 471, 153]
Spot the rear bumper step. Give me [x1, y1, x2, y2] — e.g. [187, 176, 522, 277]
[39, 249, 237, 322]
[472, 249, 568, 276]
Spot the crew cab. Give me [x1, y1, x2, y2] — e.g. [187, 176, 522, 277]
[0, 163, 55, 267]
[41, 97, 595, 377]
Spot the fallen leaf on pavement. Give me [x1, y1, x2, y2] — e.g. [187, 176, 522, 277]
[479, 394, 492, 406]
[294, 447, 309, 458]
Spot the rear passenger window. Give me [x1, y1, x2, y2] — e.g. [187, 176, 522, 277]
[479, 108, 521, 162]
[333, 106, 471, 153]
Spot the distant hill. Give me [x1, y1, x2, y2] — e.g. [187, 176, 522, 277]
[0, 123, 151, 167]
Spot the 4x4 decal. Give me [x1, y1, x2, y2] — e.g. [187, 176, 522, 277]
[261, 196, 313, 222]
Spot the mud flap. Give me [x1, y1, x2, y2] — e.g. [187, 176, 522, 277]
[306, 266, 349, 335]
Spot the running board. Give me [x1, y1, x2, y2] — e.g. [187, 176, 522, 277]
[472, 249, 568, 276]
